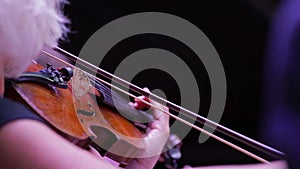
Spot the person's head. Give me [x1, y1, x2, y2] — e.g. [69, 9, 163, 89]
[0, 0, 69, 79]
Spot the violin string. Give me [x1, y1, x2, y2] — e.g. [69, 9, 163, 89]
[58, 47, 285, 159]
[50, 47, 285, 159]
[41, 46, 282, 163]
[38, 50, 133, 111]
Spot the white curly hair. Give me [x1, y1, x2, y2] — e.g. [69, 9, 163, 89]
[0, 0, 69, 78]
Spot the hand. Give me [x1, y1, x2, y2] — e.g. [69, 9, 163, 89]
[127, 88, 170, 169]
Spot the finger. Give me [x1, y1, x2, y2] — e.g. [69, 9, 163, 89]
[128, 102, 138, 108]
[88, 146, 102, 158]
[137, 88, 171, 157]
[131, 87, 151, 110]
[149, 99, 169, 121]
[143, 87, 150, 93]
[147, 99, 170, 135]
[133, 95, 150, 110]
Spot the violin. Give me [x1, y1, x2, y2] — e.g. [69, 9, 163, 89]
[4, 46, 285, 168]
[4, 62, 153, 166]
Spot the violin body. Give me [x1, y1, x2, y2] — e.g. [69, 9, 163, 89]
[3, 48, 285, 168]
[5, 61, 146, 165]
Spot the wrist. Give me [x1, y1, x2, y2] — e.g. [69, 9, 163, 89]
[125, 155, 160, 169]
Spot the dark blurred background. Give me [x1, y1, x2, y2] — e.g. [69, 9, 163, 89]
[59, 0, 290, 168]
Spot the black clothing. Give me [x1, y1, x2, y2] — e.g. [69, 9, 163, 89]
[0, 98, 44, 128]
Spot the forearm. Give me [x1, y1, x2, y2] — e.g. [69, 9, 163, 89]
[183, 160, 289, 169]
[0, 120, 120, 169]
[125, 155, 160, 169]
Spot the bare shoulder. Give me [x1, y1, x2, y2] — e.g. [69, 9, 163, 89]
[0, 119, 118, 169]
